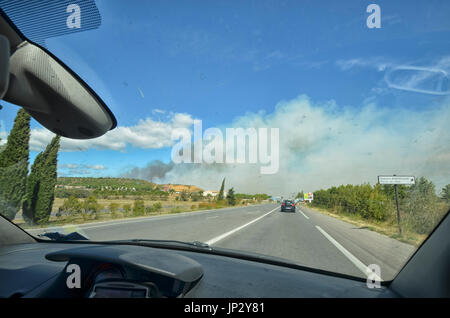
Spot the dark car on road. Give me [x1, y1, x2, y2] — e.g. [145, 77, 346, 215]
[281, 200, 296, 212]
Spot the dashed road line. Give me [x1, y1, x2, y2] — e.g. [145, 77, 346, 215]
[205, 206, 278, 245]
[299, 210, 310, 219]
[315, 225, 382, 281]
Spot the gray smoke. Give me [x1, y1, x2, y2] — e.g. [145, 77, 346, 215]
[122, 160, 175, 182]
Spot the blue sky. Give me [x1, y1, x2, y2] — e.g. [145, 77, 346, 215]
[1, 0, 450, 195]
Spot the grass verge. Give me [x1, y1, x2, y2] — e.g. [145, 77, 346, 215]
[14, 202, 261, 230]
[305, 205, 426, 247]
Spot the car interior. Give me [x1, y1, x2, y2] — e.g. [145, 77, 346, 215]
[1, 5, 449, 299]
[0, 206, 449, 298]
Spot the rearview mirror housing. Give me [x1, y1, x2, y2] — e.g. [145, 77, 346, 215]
[0, 34, 9, 99]
[3, 41, 116, 139]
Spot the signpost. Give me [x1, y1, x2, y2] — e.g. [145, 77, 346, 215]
[378, 175, 415, 235]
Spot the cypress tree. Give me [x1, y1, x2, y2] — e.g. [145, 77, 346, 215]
[23, 135, 60, 225]
[218, 178, 225, 201]
[227, 187, 236, 206]
[0, 109, 30, 220]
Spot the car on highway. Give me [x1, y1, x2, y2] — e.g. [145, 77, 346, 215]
[281, 200, 296, 212]
[0, 0, 449, 305]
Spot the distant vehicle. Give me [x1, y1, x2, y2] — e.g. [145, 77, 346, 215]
[281, 200, 296, 212]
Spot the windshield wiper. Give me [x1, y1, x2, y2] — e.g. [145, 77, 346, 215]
[109, 239, 212, 250]
[38, 231, 89, 241]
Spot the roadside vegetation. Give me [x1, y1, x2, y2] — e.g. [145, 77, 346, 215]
[15, 191, 267, 229]
[0, 109, 30, 221]
[14, 176, 271, 229]
[306, 178, 450, 246]
[3, 108, 447, 246]
[0, 110, 271, 229]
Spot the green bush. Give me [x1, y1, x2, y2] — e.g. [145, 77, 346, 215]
[401, 178, 446, 234]
[170, 207, 183, 213]
[122, 204, 132, 216]
[180, 191, 189, 201]
[55, 188, 91, 198]
[109, 202, 120, 218]
[133, 199, 145, 216]
[311, 177, 449, 236]
[312, 184, 390, 221]
[198, 202, 213, 210]
[152, 202, 162, 212]
[84, 195, 101, 216]
[60, 195, 82, 215]
[145, 202, 163, 214]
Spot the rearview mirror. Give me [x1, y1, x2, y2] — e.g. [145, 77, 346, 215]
[3, 41, 116, 139]
[0, 34, 9, 99]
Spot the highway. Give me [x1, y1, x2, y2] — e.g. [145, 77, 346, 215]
[28, 203, 416, 281]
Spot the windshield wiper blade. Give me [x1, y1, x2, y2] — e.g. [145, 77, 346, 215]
[38, 231, 89, 241]
[110, 239, 211, 250]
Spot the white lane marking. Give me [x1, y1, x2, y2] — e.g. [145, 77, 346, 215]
[205, 206, 278, 245]
[207, 216, 219, 219]
[315, 225, 383, 281]
[299, 210, 310, 219]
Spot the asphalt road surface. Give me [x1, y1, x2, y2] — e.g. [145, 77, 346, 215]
[28, 203, 416, 281]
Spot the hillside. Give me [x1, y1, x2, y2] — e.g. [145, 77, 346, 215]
[56, 177, 204, 196]
[57, 177, 157, 190]
[159, 184, 204, 193]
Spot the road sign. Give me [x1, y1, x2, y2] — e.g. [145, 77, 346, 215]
[377, 175, 415, 236]
[378, 175, 415, 185]
[304, 192, 313, 202]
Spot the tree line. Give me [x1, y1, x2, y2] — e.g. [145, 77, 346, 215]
[58, 195, 164, 220]
[310, 177, 450, 235]
[0, 109, 60, 225]
[177, 178, 238, 206]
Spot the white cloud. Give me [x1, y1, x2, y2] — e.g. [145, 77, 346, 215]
[152, 109, 166, 114]
[7, 93, 450, 197]
[155, 95, 450, 196]
[59, 163, 79, 169]
[0, 131, 7, 145]
[29, 112, 197, 152]
[87, 164, 107, 170]
[58, 163, 108, 176]
[335, 57, 392, 71]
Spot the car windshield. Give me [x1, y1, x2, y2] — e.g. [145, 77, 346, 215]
[1, 0, 449, 282]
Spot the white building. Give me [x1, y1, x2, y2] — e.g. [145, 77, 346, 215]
[202, 190, 227, 197]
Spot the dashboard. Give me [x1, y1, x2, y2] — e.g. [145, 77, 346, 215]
[0, 241, 398, 298]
